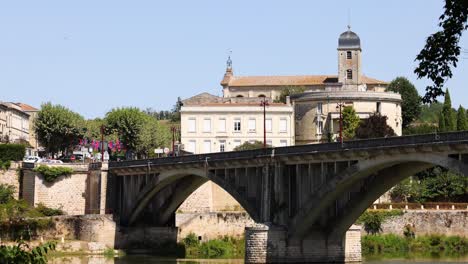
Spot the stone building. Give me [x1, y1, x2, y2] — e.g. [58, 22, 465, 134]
[15, 103, 40, 156]
[0, 102, 30, 144]
[180, 93, 295, 153]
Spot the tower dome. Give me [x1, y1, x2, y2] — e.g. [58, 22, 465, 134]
[338, 27, 361, 50]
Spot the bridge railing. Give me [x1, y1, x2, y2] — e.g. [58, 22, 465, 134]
[109, 131, 468, 168]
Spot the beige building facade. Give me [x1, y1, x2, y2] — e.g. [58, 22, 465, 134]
[0, 102, 30, 144]
[180, 94, 295, 154]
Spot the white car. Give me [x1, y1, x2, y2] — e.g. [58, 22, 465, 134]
[23, 156, 42, 163]
[44, 159, 64, 164]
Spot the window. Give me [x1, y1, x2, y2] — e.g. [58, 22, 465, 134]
[236, 95, 244, 98]
[279, 118, 287, 133]
[234, 119, 241, 132]
[188, 118, 196, 133]
[203, 118, 211, 132]
[203, 140, 211, 153]
[266, 119, 272, 132]
[376, 102, 382, 114]
[346, 69, 353, 80]
[346, 51, 352, 59]
[258, 94, 266, 98]
[317, 102, 323, 115]
[317, 120, 323, 135]
[233, 140, 241, 149]
[280, 140, 288, 147]
[218, 118, 226, 132]
[248, 118, 256, 132]
[188, 140, 196, 154]
[266, 140, 272, 146]
[219, 140, 226, 152]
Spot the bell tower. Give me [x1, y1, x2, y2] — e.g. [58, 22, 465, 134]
[337, 26, 362, 88]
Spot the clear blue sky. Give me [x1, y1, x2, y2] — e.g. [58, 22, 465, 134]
[0, 0, 467, 119]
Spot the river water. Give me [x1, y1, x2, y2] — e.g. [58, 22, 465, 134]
[50, 255, 468, 264]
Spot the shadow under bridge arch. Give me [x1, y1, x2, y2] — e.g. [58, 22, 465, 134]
[122, 168, 260, 226]
[289, 152, 468, 240]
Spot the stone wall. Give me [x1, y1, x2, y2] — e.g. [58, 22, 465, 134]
[22, 164, 102, 215]
[115, 226, 178, 249]
[176, 212, 255, 240]
[378, 210, 468, 237]
[0, 162, 20, 199]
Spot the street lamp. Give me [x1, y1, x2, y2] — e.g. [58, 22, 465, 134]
[260, 97, 269, 149]
[171, 125, 180, 156]
[336, 101, 345, 145]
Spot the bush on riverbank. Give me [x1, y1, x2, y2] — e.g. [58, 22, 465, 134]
[362, 234, 468, 258]
[182, 233, 244, 259]
[356, 210, 404, 234]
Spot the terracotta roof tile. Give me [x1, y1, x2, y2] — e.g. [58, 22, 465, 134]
[15, 103, 39, 111]
[226, 75, 386, 87]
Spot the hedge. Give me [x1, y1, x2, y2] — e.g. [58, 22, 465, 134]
[0, 144, 26, 161]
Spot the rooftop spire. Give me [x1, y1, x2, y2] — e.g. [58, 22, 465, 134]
[226, 50, 232, 70]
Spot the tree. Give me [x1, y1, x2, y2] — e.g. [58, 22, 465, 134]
[413, 167, 467, 202]
[34, 103, 85, 156]
[414, 0, 468, 103]
[170, 97, 183, 122]
[274, 86, 306, 103]
[355, 113, 396, 139]
[456, 105, 467, 131]
[104, 107, 148, 154]
[342, 106, 360, 139]
[233, 141, 271, 151]
[439, 89, 457, 131]
[386, 77, 422, 128]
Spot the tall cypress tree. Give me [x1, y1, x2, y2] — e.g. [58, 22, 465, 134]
[441, 89, 456, 131]
[438, 111, 446, 132]
[457, 105, 467, 131]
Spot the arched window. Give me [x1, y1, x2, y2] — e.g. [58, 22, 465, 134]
[236, 95, 244, 98]
[258, 94, 266, 98]
[346, 69, 353, 80]
[346, 51, 352, 59]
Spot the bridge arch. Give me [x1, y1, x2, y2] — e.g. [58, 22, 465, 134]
[289, 152, 468, 239]
[124, 168, 259, 226]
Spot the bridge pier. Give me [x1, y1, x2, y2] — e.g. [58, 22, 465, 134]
[245, 224, 361, 263]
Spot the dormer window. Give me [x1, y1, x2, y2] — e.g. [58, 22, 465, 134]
[346, 51, 352, 59]
[346, 69, 353, 80]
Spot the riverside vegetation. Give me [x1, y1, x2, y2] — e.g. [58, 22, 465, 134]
[358, 210, 468, 258]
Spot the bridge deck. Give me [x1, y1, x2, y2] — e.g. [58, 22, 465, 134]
[109, 131, 468, 169]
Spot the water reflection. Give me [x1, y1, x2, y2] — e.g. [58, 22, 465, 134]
[50, 255, 468, 264]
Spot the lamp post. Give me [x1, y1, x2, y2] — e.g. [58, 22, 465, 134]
[171, 126, 179, 156]
[336, 101, 345, 145]
[100, 125, 105, 162]
[260, 97, 269, 149]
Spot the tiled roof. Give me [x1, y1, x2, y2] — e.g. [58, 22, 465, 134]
[15, 103, 39, 111]
[225, 75, 386, 87]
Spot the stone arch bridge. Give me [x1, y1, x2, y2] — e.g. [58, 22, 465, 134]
[107, 131, 468, 263]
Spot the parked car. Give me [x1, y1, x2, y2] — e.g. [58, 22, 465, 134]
[23, 156, 42, 163]
[44, 159, 64, 164]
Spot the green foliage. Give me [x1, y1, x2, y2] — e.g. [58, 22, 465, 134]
[363, 234, 468, 257]
[184, 235, 245, 259]
[342, 106, 360, 139]
[0, 160, 12, 170]
[105, 107, 148, 153]
[170, 97, 183, 122]
[439, 89, 457, 132]
[403, 224, 416, 239]
[35, 203, 64, 216]
[403, 123, 438, 135]
[33, 165, 73, 183]
[418, 102, 443, 124]
[34, 103, 85, 155]
[0, 184, 15, 204]
[357, 210, 404, 235]
[0, 144, 26, 162]
[233, 141, 271, 151]
[274, 86, 306, 103]
[355, 113, 396, 139]
[182, 233, 200, 247]
[414, 0, 468, 103]
[0, 241, 56, 264]
[456, 105, 467, 130]
[390, 178, 413, 202]
[386, 77, 422, 128]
